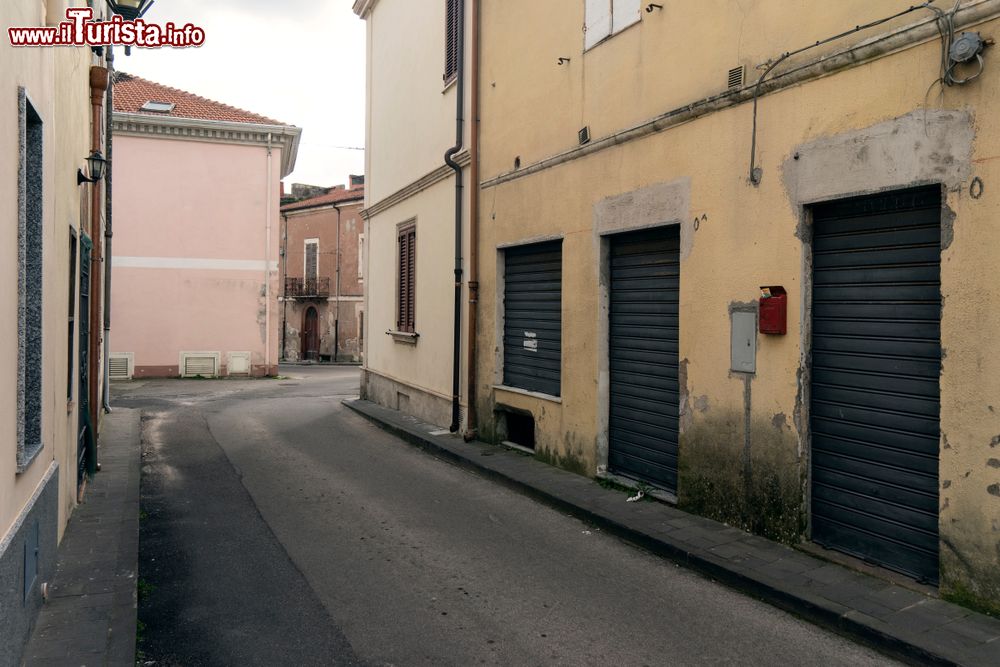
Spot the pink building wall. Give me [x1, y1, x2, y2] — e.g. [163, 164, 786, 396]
[111, 135, 282, 377]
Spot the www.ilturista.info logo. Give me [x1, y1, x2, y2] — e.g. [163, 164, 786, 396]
[8, 8, 205, 48]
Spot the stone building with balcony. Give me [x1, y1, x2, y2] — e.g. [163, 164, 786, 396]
[280, 183, 365, 363]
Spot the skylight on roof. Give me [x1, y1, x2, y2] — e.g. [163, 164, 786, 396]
[141, 100, 175, 113]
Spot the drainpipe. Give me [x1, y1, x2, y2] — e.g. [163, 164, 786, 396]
[334, 204, 342, 363]
[464, 0, 480, 440]
[444, 0, 466, 433]
[102, 47, 114, 413]
[281, 213, 288, 360]
[265, 133, 273, 376]
[88, 65, 109, 435]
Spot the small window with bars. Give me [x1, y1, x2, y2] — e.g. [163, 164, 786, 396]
[397, 223, 416, 333]
[444, 0, 461, 83]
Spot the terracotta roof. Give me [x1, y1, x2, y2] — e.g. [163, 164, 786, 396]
[281, 187, 365, 213]
[113, 71, 285, 125]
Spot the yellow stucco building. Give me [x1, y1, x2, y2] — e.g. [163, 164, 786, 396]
[1, 1, 112, 661]
[474, 0, 1000, 611]
[358, 0, 1000, 613]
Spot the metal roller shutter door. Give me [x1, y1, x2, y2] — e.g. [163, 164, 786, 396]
[503, 241, 562, 397]
[810, 186, 941, 584]
[609, 227, 680, 493]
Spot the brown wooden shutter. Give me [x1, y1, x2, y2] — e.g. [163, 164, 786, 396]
[444, 0, 459, 82]
[305, 242, 318, 280]
[398, 225, 416, 332]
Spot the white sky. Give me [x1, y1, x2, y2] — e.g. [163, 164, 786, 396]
[123, 0, 365, 189]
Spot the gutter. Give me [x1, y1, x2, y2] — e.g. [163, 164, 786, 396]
[465, 0, 480, 440]
[102, 48, 114, 413]
[444, 0, 466, 433]
[88, 65, 108, 465]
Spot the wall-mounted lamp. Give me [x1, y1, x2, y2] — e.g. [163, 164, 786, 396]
[77, 151, 107, 185]
[106, 0, 157, 21]
[645, 3, 663, 12]
[557, 57, 571, 66]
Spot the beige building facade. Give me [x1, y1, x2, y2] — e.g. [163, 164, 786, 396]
[1, 1, 111, 662]
[474, 0, 1000, 613]
[354, 0, 474, 430]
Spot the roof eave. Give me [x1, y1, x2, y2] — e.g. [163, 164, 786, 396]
[112, 111, 302, 177]
[281, 196, 365, 215]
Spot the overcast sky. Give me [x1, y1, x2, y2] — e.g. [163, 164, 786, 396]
[124, 0, 365, 188]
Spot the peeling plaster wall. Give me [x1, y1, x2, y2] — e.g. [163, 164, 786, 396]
[478, 4, 1000, 606]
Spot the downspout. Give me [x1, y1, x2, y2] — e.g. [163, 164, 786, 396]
[445, 0, 466, 433]
[88, 65, 109, 434]
[102, 47, 114, 413]
[281, 213, 287, 360]
[464, 0, 480, 441]
[334, 205, 342, 363]
[265, 133, 273, 375]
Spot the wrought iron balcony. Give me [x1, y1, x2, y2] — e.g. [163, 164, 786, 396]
[285, 277, 330, 299]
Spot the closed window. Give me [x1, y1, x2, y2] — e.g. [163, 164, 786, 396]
[503, 240, 563, 397]
[358, 234, 364, 280]
[585, 0, 641, 49]
[304, 239, 318, 281]
[397, 223, 416, 333]
[68, 228, 77, 401]
[444, 0, 461, 83]
[17, 88, 44, 472]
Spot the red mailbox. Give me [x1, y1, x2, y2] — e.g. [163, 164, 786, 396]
[759, 286, 787, 335]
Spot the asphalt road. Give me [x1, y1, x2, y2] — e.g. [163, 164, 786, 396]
[117, 365, 898, 667]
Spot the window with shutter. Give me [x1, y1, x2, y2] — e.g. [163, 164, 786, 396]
[397, 224, 416, 333]
[585, 0, 641, 49]
[17, 87, 44, 472]
[304, 240, 318, 281]
[444, 0, 460, 83]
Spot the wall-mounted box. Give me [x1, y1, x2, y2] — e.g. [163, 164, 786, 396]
[759, 286, 787, 335]
[731, 310, 757, 374]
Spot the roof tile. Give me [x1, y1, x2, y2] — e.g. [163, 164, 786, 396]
[113, 71, 286, 125]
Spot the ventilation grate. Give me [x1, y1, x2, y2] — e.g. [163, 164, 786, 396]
[228, 352, 251, 376]
[109, 354, 132, 381]
[182, 354, 218, 378]
[728, 65, 745, 90]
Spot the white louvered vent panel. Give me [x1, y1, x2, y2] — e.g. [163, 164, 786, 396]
[182, 354, 218, 378]
[228, 352, 251, 376]
[109, 353, 133, 381]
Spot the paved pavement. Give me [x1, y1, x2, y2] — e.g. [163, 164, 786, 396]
[347, 398, 1000, 666]
[113, 365, 901, 666]
[23, 407, 141, 666]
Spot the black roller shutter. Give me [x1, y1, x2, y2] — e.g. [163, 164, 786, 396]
[608, 227, 680, 493]
[810, 185, 941, 584]
[503, 240, 562, 396]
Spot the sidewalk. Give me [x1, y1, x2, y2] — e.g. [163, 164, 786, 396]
[23, 408, 141, 667]
[345, 398, 1000, 667]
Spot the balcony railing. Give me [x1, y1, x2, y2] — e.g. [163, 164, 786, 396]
[285, 277, 331, 299]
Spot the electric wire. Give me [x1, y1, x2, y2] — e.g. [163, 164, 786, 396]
[748, 2, 957, 185]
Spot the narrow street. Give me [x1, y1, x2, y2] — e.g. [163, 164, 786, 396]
[116, 366, 896, 667]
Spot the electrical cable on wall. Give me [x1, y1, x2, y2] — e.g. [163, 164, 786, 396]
[746, 1, 988, 186]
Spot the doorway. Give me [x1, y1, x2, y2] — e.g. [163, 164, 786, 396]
[810, 186, 941, 584]
[607, 226, 680, 493]
[302, 306, 320, 361]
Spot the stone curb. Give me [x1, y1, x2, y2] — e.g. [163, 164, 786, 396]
[344, 398, 1000, 667]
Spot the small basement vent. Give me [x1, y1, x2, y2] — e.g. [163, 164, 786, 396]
[181, 352, 220, 378]
[109, 353, 133, 381]
[727, 65, 745, 90]
[227, 352, 251, 376]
